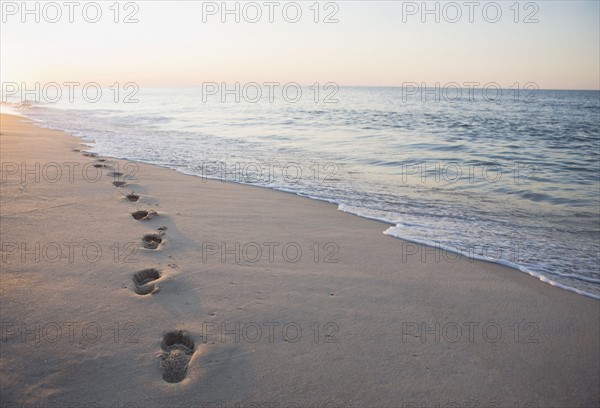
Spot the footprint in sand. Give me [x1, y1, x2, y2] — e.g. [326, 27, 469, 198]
[93, 158, 111, 168]
[113, 181, 127, 187]
[131, 210, 158, 221]
[160, 330, 195, 383]
[108, 171, 124, 177]
[142, 233, 163, 249]
[82, 152, 97, 157]
[132, 268, 161, 295]
[126, 192, 140, 202]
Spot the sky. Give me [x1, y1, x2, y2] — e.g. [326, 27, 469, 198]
[1, 0, 599, 90]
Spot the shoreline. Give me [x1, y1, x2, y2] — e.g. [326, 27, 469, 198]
[1, 112, 599, 406]
[6, 108, 599, 301]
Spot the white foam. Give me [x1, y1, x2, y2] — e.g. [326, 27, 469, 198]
[382, 224, 600, 301]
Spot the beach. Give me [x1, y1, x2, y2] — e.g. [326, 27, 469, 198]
[1, 112, 599, 407]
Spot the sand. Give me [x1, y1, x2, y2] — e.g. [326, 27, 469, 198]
[1, 113, 598, 407]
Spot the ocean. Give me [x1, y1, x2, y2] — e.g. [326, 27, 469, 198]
[3, 86, 599, 299]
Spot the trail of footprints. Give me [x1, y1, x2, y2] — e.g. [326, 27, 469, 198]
[132, 210, 157, 220]
[142, 233, 164, 250]
[160, 330, 196, 383]
[79, 149, 195, 383]
[132, 268, 161, 295]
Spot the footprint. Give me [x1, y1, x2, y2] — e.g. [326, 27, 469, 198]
[82, 152, 97, 157]
[113, 181, 127, 187]
[126, 193, 140, 202]
[160, 330, 195, 383]
[142, 233, 163, 249]
[131, 210, 158, 221]
[108, 171, 124, 177]
[132, 268, 161, 295]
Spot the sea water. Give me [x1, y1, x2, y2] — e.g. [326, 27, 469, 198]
[4, 86, 599, 298]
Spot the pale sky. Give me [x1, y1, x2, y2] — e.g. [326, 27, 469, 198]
[1, 0, 599, 90]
